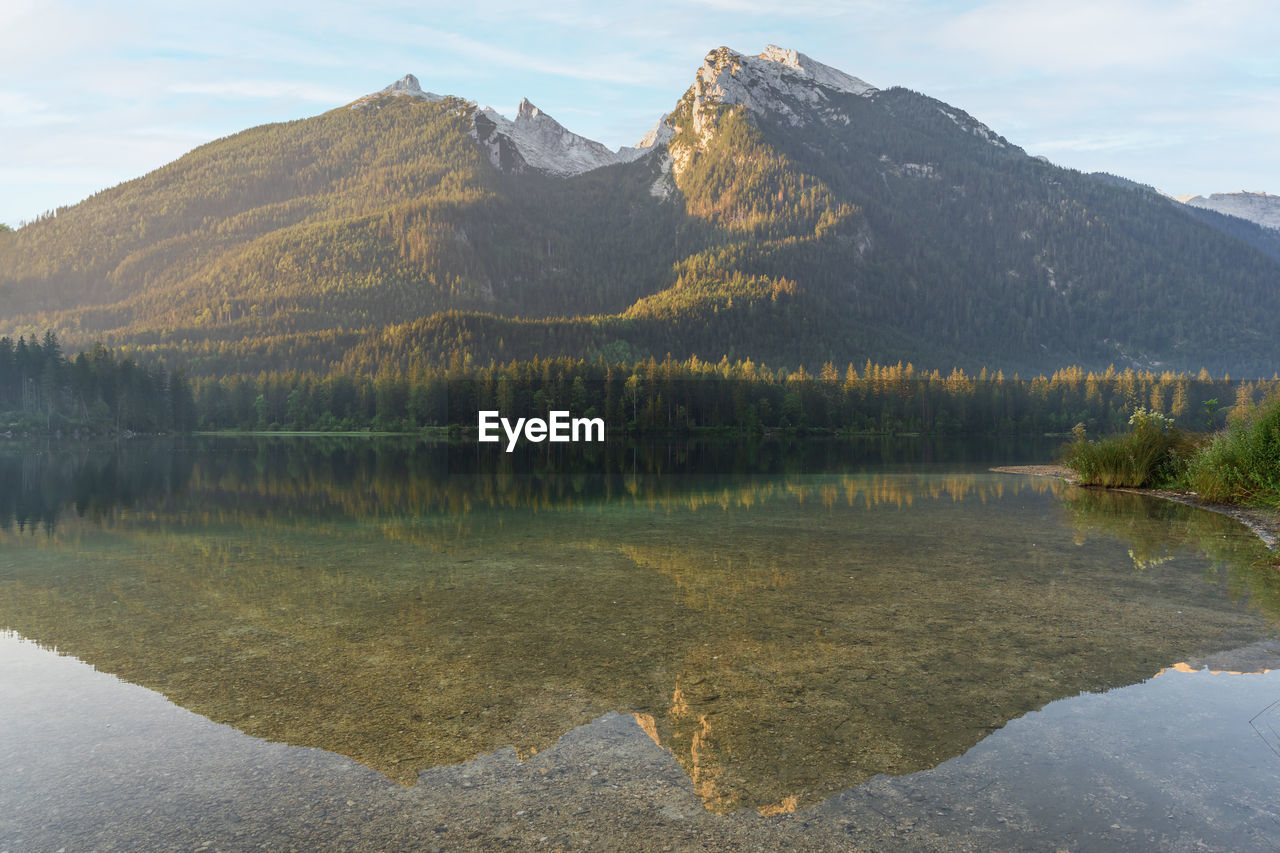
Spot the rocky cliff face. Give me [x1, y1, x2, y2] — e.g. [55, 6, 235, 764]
[677, 44, 877, 136]
[359, 45, 886, 180]
[469, 98, 657, 177]
[662, 45, 1015, 177]
[1177, 191, 1280, 231]
[356, 77, 663, 177]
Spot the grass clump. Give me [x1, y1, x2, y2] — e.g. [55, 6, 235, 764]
[1185, 389, 1280, 507]
[1060, 408, 1199, 488]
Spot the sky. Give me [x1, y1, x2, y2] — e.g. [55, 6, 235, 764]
[2, 0, 1278, 227]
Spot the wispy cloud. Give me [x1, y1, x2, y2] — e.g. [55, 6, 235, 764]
[684, 0, 857, 16]
[1030, 133, 1170, 153]
[351, 22, 669, 86]
[168, 79, 360, 104]
[0, 0, 121, 69]
[0, 92, 71, 126]
[936, 0, 1268, 73]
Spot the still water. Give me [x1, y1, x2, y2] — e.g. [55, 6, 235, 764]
[1, 437, 1279, 849]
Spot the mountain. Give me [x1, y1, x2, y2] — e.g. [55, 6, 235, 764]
[1175, 202, 1280, 265]
[1089, 177, 1280, 264]
[471, 98, 660, 176]
[1176, 191, 1280, 231]
[0, 88, 683, 339]
[2, 46, 1280, 377]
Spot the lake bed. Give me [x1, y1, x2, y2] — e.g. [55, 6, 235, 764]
[2, 437, 1279, 850]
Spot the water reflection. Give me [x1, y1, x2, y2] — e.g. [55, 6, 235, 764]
[0, 434, 1054, 532]
[0, 446, 193, 532]
[1, 438, 1277, 814]
[1061, 487, 1280, 619]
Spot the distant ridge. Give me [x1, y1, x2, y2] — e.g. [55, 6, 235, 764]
[1176, 191, 1280, 231]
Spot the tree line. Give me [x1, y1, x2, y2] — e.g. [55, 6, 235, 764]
[0, 332, 195, 435]
[189, 355, 1266, 437]
[5, 332, 1270, 439]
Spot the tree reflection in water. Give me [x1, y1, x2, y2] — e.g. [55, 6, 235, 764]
[1, 437, 1276, 812]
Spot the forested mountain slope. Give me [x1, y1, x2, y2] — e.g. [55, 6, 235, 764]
[2, 45, 1278, 376]
[0, 96, 680, 342]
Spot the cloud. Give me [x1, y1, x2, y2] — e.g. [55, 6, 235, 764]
[0, 91, 71, 126]
[684, 0, 856, 15]
[364, 23, 670, 86]
[1030, 133, 1169, 153]
[0, 0, 120, 70]
[936, 0, 1269, 73]
[168, 79, 360, 104]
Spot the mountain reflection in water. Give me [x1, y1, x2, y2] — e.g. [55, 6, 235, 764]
[1, 437, 1276, 813]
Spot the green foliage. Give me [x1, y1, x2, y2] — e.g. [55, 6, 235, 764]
[1060, 407, 1201, 488]
[190, 356, 1252, 439]
[1061, 384, 1280, 508]
[1186, 388, 1280, 507]
[0, 332, 193, 435]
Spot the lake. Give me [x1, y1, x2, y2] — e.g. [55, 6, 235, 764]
[2, 436, 1279, 850]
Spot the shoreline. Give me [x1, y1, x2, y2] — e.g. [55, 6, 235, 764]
[990, 465, 1280, 553]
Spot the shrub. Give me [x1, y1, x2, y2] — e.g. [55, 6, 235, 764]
[1060, 408, 1199, 488]
[1185, 389, 1280, 507]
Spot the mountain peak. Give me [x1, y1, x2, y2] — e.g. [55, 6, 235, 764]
[758, 45, 804, 67]
[379, 73, 445, 101]
[516, 98, 541, 122]
[1178, 190, 1280, 230]
[471, 99, 654, 177]
[633, 113, 675, 150]
[350, 74, 446, 108]
[698, 45, 877, 98]
[680, 44, 878, 138]
[386, 74, 422, 94]
[756, 45, 877, 96]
